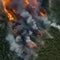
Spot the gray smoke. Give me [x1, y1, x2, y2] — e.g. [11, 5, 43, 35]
[6, 33, 30, 59]
[6, 31, 37, 60]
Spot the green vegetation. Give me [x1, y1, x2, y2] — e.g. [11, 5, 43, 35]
[37, 27, 60, 60]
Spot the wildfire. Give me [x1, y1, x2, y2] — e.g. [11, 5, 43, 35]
[2, 0, 46, 21]
[2, 0, 16, 21]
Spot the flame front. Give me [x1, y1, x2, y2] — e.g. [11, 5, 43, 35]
[2, 0, 16, 21]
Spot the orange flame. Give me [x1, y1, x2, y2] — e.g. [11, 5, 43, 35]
[24, 0, 46, 16]
[24, 0, 38, 8]
[38, 9, 46, 17]
[2, 0, 16, 21]
[2, 0, 46, 21]
[39, 11, 46, 16]
[24, 0, 29, 6]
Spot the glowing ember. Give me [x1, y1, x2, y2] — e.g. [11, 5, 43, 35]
[2, 0, 16, 21]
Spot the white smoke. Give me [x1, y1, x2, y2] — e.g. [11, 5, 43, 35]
[51, 23, 60, 30]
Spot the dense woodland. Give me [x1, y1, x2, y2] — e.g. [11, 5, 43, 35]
[0, 0, 60, 60]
